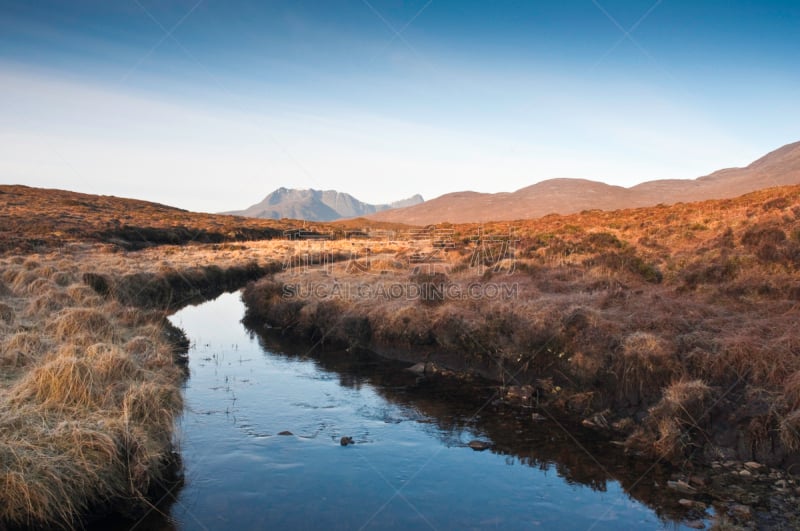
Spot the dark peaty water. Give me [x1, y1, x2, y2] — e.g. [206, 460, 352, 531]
[110, 292, 704, 530]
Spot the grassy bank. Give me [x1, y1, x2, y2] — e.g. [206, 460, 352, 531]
[0, 241, 293, 529]
[242, 185, 800, 470]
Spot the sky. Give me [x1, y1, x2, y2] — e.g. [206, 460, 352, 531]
[0, 0, 798, 213]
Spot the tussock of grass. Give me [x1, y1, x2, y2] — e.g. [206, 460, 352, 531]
[122, 382, 183, 441]
[616, 332, 678, 405]
[31, 265, 57, 279]
[627, 379, 712, 460]
[779, 410, 800, 452]
[9, 269, 39, 295]
[124, 336, 156, 356]
[1, 331, 44, 368]
[24, 290, 73, 317]
[10, 356, 102, 410]
[48, 307, 114, 344]
[784, 371, 800, 411]
[66, 283, 100, 304]
[124, 336, 175, 369]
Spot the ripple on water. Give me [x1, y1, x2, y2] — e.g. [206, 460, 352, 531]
[160, 293, 707, 531]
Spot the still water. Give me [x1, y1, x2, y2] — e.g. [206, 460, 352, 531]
[144, 292, 700, 530]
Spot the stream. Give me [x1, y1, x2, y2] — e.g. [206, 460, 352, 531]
[109, 291, 705, 530]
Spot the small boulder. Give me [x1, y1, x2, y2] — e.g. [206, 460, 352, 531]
[277, 431, 293, 436]
[340, 436, 354, 446]
[667, 480, 696, 494]
[468, 440, 492, 451]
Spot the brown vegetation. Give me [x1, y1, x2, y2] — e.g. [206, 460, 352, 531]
[0, 235, 295, 528]
[5, 181, 800, 527]
[244, 184, 800, 469]
[0, 185, 408, 254]
[0, 185, 296, 253]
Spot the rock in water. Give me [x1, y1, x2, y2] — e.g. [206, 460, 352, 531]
[340, 436, 354, 446]
[406, 362, 438, 375]
[667, 480, 696, 494]
[468, 440, 492, 451]
[277, 431, 293, 436]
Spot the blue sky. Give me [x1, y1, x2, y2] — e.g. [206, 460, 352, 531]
[1, 0, 798, 212]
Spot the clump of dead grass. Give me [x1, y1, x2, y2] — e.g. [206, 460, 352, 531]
[124, 336, 175, 369]
[66, 283, 100, 304]
[48, 307, 114, 344]
[9, 269, 39, 295]
[10, 356, 101, 410]
[122, 381, 183, 443]
[615, 332, 679, 405]
[627, 379, 712, 460]
[23, 290, 73, 318]
[1, 331, 45, 368]
[784, 371, 800, 411]
[779, 410, 800, 452]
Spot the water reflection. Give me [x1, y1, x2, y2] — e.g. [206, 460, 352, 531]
[94, 292, 704, 530]
[248, 327, 694, 524]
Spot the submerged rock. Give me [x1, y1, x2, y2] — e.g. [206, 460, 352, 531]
[340, 436, 354, 446]
[277, 430, 293, 436]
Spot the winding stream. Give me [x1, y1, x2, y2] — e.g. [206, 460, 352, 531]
[112, 292, 705, 530]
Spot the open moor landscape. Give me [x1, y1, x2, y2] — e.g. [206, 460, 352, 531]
[3, 176, 800, 528]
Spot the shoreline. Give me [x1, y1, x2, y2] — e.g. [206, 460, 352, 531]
[245, 320, 800, 529]
[0, 242, 288, 529]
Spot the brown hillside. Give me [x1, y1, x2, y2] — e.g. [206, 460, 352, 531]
[0, 185, 333, 253]
[367, 140, 800, 224]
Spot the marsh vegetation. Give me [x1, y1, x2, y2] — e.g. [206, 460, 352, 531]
[2, 184, 800, 528]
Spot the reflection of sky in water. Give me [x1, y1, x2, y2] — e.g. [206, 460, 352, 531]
[164, 292, 690, 530]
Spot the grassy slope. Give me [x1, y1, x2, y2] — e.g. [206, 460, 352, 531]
[243, 185, 800, 468]
[0, 185, 307, 252]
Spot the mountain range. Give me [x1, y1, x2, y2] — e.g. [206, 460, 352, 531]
[365, 140, 800, 224]
[224, 188, 424, 222]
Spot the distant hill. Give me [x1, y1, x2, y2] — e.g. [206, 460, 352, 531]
[0, 185, 298, 252]
[367, 141, 800, 224]
[225, 188, 424, 221]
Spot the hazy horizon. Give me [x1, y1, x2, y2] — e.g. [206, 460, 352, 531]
[1, 1, 798, 212]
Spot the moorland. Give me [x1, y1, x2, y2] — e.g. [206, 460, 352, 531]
[3, 182, 800, 528]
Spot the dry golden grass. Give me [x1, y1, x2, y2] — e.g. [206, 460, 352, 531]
[1, 332, 44, 368]
[779, 410, 800, 452]
[3, 182, 800, 526]
[615, 332, 680, 399]
[0, 240, 286, 528]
